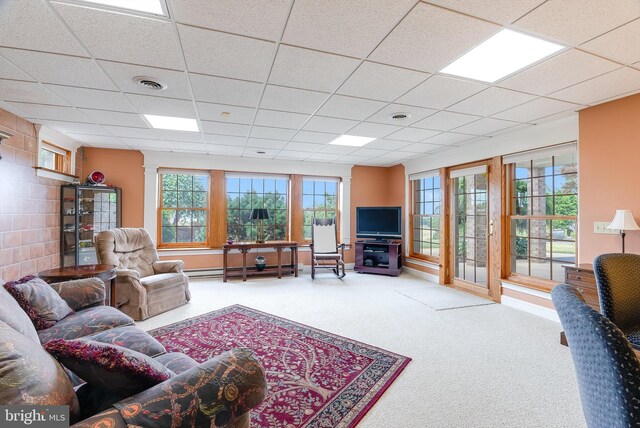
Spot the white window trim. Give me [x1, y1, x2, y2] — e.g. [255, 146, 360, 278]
[35, 125, 81, 183]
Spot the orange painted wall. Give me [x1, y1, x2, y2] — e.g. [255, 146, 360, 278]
[578, 93, 640, 262]
[81, 148, 145, 227]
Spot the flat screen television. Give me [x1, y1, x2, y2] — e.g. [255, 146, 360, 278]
[356, 206, 402, 240]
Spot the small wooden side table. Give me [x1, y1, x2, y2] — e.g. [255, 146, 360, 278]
[560, 263, 597, 346]
[38, 264, 117, 307]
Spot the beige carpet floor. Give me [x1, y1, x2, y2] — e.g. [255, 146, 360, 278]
[137, 271, 586, 428]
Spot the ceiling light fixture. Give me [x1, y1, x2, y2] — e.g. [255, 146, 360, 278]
[329, 135, 376, 147]
[143, 114, 199, 132]
[76, 0, 164, 15]
[440, 29, 564, 83]
[133, 76, 167, 91]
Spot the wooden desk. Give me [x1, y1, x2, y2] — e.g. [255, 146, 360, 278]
[38, 264, 117, 307]
[223, 241, 298, 282]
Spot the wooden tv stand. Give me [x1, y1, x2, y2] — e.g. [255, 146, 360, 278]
[354, 240, 402, 276]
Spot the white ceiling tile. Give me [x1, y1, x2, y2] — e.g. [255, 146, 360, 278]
[171, 0, 291, 40]
[103, 126, 158, 139]
[513, 0, 640, 45]
[260, 85, 329, 114]
[155, 130, 204, 143]
[533, 109, 578, 125]
[53, 3, 183, 69]
[204, 134, 248, 146]
[179, 25, 275, 82]
[488, 123, 533, 137]
[306, 152, 342, 161]
[269, 45, 360, 92]
[197, 102, 256, 124]
[98, 61, 191, 99]
[318, 144, 357, 154]
[0, 55, 33, 81]
[492, 97, 580, 123]
[348, 147, 389, 157]
[448, 87, 536, 116]
[43, 121, 109, 136]
[249, 126, 297, 140]
[126, 94, 197, 117]
[550, 67, 640, 105]
[453, 118, 520, 135]
[242, 148, 278, 158]
[421, 132, 476, 146]
[427, 0, 546, 24]
[370, 3, 500, 72]
[282, 0, 417, 58]
[347, 122, 402, 138]
[246, 138, 288, 149]
[397, 142, 445, 154]
[386, 127, 440, 142]
[498, 49, 620, 95]
[45, 85, 135, 112]
[282, 141, 322, 152]
[581, 19, 640, 65]
[302, 116, 358, 134]
[206, 144, 246, 156]
[364, 138, 414, 150]
[337, 62, 429, 102]
[0, 0, 85, 55]
[79, 109, 148, 127]
[66, 134, 122, 145]
[130, 140, 206, 151]
[397, 75, 487, 110]
[332, 155, 370, 164]
[0, 80, 69, 105]
[8, 102, 89, 122]
[380, 150, 421, 160]
[190, 73, 263, 107]
[292, 130, 340, 144]
[254, 110, 310, 129]
[275, 150, 313, 160]
[367, 104, 437, 126]
[0, 48, 115, 90]
[200, 121, 250, 136]
[412, 111, 480, 131]
[317, 95, 386, 121]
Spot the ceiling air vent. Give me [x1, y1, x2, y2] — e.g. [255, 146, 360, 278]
[389, 112, 411, 121]
[133, 76, 167, 91]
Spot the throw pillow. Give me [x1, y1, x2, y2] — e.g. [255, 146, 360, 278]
[0, 321, 80, 422]
[4, 275, 74, 330]
[44, 339, 174, 397]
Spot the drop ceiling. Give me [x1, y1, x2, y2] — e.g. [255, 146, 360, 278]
[1, 0, 639, 166]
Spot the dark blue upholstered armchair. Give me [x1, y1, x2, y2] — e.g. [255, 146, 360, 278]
[552, 284, 640, 427]
[593, 253, 640, 349]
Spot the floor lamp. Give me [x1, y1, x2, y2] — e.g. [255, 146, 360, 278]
[251, 208, 270, 243]
[607, 210, 640, 253]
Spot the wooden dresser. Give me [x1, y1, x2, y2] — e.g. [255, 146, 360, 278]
[560, 264, 598, 346]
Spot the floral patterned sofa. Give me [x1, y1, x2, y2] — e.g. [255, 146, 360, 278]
[0, 276, 267, 427]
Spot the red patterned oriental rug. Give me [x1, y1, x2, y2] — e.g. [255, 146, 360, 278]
[149, 305, 411, 427]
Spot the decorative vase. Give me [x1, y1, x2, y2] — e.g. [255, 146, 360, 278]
[255, 256, 266, 271]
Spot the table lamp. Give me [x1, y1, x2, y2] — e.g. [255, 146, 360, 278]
[607, 209, 640, 253]
[250, 208, 270, 243]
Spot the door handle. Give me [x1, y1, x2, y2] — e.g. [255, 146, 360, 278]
[487, 220, 494, 237]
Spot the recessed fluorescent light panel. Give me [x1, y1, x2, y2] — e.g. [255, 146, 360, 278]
[143, 115, 199, 132]
[440, 29, 564, 83]
[78, 0, 165, 15]
[329, 135, 376, 147]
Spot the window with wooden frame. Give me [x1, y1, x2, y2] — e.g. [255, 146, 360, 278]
[302, 177, 339, 241]
[505, 143, 577, 285]
[226, 174, 289, 241]
[158, 170, 210, 247]
[410, 171, 441, 261]
[40, 141, 72, 174]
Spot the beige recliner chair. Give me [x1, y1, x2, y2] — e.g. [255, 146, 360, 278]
[95, 228, 190, 320]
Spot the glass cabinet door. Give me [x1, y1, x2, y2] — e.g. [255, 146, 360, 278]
[61, 186, 78, 267]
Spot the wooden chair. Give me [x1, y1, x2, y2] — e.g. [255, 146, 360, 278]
[310, 218, 345, 279]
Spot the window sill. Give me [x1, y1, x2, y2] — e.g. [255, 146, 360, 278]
[502, 274, 560, 293]
[34, 167, 78, 183]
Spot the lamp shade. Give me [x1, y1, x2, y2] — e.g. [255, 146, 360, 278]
[250, 208, 270, 220]
[607, 210, 640, 231]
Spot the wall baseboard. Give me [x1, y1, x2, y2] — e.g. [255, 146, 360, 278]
[402, 265, 439, 283]
[501, 295, 560, 323]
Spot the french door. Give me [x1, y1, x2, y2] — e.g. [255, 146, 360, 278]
[449, 163, 491, 294]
